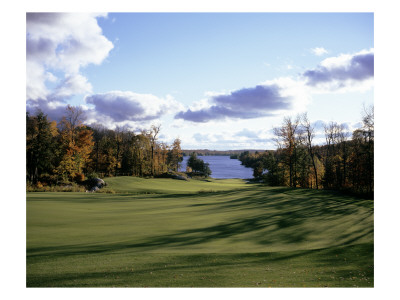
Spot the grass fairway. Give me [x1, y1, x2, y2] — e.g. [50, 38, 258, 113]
[26, 177, 373, 287]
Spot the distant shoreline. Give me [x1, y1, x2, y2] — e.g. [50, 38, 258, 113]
[182, 149, 268, 156]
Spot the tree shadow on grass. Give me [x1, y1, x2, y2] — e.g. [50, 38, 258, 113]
[27, 186, 373, 258]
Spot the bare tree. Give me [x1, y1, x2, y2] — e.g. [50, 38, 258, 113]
[362, 105, 374, 194]
[336, 124, 350, 187]
[273, 115, 300, 187]
[60, 105, 85, 143]
[149, 124, 161, 176]
[301, 113, 319, 189]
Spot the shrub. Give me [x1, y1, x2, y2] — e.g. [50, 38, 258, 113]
[36, 181, 44, 188]
[86, 172, 100, 180]
[39, 173, 58, 186]
[26, 182, 86, 192]
[74, 173, 85, 183]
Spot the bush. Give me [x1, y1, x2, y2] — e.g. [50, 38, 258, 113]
[74, 173, 85, 183]
[26, 182, 86, 192]
[155, 171, 189, 180]
[38, 173, 58, 186]
[86, 172, 100, 180]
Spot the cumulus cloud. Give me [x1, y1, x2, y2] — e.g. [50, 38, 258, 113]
[175, 75, 312, 123]
[175, 83, 295, 123]
[51, 74, 93, 100]
[26, 98, 72, 122]
[174, 49, 373, 124]
[26, 13, 113, 117]
[303, 49, 374, 92]
[311, 47, 328, 56]
[85, 91, 183, 126]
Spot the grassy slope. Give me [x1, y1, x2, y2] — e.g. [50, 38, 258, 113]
[26, 177, 373, 287]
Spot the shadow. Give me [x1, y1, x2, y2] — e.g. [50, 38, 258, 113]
[27, 185, 373, 258]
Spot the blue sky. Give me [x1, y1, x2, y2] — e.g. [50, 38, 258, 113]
[26, 12, 374, 150]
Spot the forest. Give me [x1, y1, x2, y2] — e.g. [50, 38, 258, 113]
[239, 106, 374, 198]
[26, 104, 374, 198]
[26, 105, 183, 189]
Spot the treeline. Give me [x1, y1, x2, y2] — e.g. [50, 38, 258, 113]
[26, 106, 183, 186]
[239, 106, 374, 198]
[182, 149, 263, 156]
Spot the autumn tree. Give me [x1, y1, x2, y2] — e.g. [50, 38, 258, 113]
[167, 138, 183, 172]
[131, 133, 152, 176]
[143, 125, 161, 176]
[56, 105, 94, 181]
[273, 115, 301, 187]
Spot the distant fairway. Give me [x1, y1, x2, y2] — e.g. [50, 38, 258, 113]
[26, 177, 373, 287]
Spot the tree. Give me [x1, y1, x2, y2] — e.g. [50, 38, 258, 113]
[187, 152, 212, 177]
[349, 105, 374, 196]
[301, 113, 319, 189]
[56, 106, 94, 181]
[26, 111, 58, 183]
[167, 138, 183, 171]
[322, 122, 339, 189]
[273, 115, 301, 187]
[148, 125, 161, 176]
[362, 105, 374, 195]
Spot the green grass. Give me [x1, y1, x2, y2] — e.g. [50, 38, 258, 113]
[26, 177, 373, 287]
[102, 176, 248, 194]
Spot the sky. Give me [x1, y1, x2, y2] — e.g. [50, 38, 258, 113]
[26, 12, 374, 150]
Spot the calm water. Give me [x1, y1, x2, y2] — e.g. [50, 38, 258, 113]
[179, 155, 253, 179]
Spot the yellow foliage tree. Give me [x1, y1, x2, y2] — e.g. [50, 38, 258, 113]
[56, 106, 94, 181]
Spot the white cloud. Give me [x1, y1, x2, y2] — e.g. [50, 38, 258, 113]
[303, 48, 374, 93]
[175, 78, 304, 123]
[51, 74, 93, 100]
[261, 77, 311, 114]
[311, 47, 328, 56]
[26, 13, 113, 108]
[175, 49, 373, 125]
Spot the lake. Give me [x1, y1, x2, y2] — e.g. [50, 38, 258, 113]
[179, 155, 253, 179]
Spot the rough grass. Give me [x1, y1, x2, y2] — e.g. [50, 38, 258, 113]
[26, 177, 373, 287]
